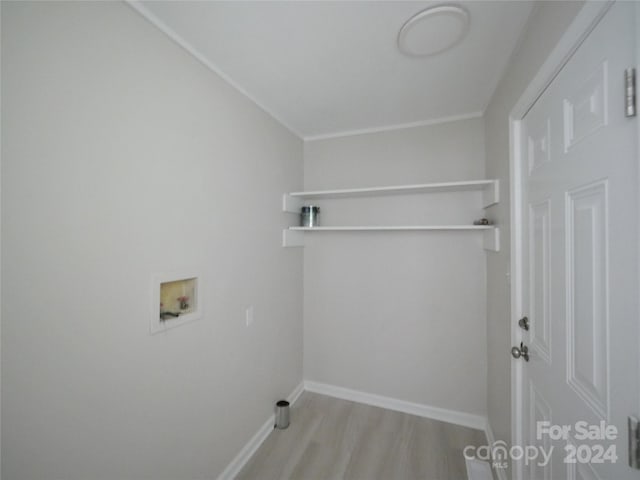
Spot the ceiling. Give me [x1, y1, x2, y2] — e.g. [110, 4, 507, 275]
[132, 1, 534, 139]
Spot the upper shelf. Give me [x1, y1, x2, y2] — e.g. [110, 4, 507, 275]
[283, 179, 499, 212]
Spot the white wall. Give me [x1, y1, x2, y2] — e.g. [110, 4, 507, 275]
[303, 118, 488, 417]
[484, 0, 583, 449]
[1, 2, 303, 479]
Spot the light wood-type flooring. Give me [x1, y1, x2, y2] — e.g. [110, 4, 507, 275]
[237, 391, 489, 480]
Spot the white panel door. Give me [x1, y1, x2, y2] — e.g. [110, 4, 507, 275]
[520, 2, 638, 479]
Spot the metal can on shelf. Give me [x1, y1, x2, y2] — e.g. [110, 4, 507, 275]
[300, 206, 320, 227]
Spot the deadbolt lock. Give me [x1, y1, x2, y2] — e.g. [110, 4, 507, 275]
[518, 316, 530, 331]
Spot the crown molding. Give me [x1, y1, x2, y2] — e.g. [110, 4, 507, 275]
[304, 111, 484, 142]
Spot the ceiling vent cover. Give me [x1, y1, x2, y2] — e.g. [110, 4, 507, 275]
[398, 5, 470, 57]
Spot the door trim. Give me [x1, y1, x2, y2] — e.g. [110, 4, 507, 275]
[637, 3, 640, 453]
[508, 2, 614, 479]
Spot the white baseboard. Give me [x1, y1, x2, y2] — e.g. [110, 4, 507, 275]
[484, 421, 508, 480]
[304, 380, 487, 430]
[217, 381, 304, 480]
[287, 380, 306, 406]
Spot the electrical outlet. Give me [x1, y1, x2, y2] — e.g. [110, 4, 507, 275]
[245, 306, 254, 327]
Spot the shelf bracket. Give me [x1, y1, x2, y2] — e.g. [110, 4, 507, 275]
[282, 194, 305, 214]
[482, 180, 500, 209]
[283, 229, 304, 247]
[484, 227, 500, 252]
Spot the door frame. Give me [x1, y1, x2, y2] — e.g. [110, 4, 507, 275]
[508, 2, 615, 479]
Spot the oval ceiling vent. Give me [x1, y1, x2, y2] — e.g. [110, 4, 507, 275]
[398, 5, 470, 57]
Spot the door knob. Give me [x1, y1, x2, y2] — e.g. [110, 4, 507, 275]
[511, 342, 529, 361]
[518, 316, 529, 331]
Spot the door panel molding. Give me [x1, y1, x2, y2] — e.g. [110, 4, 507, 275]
[565, 180, 610, 421]
[529, 199, 552, 364]
[563, 61, 608, 152]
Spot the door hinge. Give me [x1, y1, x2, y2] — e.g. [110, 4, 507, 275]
[629, 416, 640, 469]
[625, 68, 636, 117]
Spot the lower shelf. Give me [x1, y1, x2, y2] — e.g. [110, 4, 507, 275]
[282, 226, 500, 251]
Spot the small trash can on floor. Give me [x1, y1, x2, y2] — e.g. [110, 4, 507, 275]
[274, 400, 290, 429]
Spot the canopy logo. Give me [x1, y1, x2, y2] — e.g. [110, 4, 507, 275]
[463, 440, 550, 470]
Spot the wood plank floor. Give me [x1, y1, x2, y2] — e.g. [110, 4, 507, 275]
[237, 392, 488, 480]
